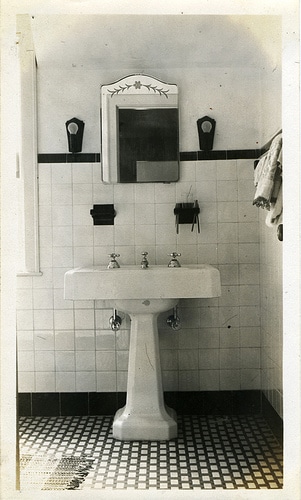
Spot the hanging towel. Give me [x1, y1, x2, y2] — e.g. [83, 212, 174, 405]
[253, 134, 282, 211]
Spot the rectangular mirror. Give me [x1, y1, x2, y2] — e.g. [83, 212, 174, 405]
[101, 74, 179, 183]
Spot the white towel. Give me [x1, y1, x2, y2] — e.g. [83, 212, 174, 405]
[253, 134, 282, 210]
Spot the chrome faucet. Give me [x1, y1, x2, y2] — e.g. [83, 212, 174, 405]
[168, 252, 181, 267]
[107, 253, 120, 269]
[141, 251, 149, 269]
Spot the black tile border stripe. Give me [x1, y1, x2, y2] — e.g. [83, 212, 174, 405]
[38, 150, 261, 164]
[38, 153, 101, 163]
[18, 390, 263, 416]
[18, 390, 283, 444]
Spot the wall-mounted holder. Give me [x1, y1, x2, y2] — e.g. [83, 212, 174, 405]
[90, 204, 116, 225]
[197, 116, 216, 151]
[174, 201, 200, 234]
[65, 117, 85, 153]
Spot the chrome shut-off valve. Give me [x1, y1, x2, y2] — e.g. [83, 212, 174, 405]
[109, 309, 122, 331]
[166, 306, 181, 331]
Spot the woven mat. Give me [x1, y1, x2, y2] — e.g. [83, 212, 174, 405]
[20, 454, 94, 490]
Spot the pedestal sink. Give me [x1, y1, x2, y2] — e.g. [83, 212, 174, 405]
[64, 264, 221, 441]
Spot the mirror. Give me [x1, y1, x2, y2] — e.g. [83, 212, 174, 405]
[101, 74, 179, 183]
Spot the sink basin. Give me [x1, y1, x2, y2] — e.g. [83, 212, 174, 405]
[64, 264, 221, 441]
[64, 264, 221, 301]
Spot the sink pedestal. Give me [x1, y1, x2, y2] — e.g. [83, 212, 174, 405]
[113, 304, 178, 441]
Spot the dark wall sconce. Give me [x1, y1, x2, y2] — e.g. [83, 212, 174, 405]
[65, 117, 85, 153]
[197, 116, 216, 151]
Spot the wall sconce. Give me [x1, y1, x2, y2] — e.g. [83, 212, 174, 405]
[65, 117, 84, 153]
[197, 116, 216, 151]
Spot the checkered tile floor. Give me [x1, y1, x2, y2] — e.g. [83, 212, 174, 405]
[19, 415, 283, 490]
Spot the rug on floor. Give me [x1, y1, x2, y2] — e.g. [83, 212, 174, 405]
[20, 454, 94, 490]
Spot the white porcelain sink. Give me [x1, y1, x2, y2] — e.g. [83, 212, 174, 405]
[64, 264, 221, 441]
[64, 264, 221, 301]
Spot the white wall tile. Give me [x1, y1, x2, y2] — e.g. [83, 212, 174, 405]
[196, 244, 217, 265]
[38, 164, 52, 184]
[135, 224, 156, 246]
[96, 351, 116, 371]
[74, 309, 95, 330]
[217, 180, 238, 201]
[55, 351, 75, 371]
[240, 369, 261, 389]
[76, 372, 96, 392]
[238, 202, 259, 222]
[72, 205, 91, 225]
[56, 372, 76, 392]
[114, 183, 135, 204]
[162, 371, 179, 391]
[180, 161, 196, 181]
[52, 164, 72, 184]
[217, 160, 237, 180]
[135, 184, 155, 204]
[33, 289, 53, 310]
[218, 223, 238, 243]
[72, 164, 93, 184]
[155, 183, 177, 203]
[220, 348, 240, 369]
[54, 309, 74, 330]
[196, 161, 217, 181]
[220, 328, 240, 348]
[35, 372, 55, 392]
[52, 184, 72, 205]
[52, 246, 73, 267]
[18, 372, 35, 392]
[73, 183, 93, 204]
[33, 310, 54, 330]
[178, 350, 198, 370]
[97, 372, 116, 392]
[238, 222, 259, 242]
[17, 289, 33, 310]
[199, 370, 219, 390]
[55, 330, 75, 350]
[18, 351, 34, 371]
[75, 330, 95, 350]
[35, 351, 55, 371]
[179, 371, 199, 391]
[73, 246, 93, 267]
[220, 370, 241, 390]
[34, 330, 54, 350]
[115, 203, 135, 225]
[217, 202, 238, 222]
[73, 226, 93, 246]
[199, 349, 219, 369]
[17, 158, 268, 397]
[17, 330, 34, 351]
[76, 351, 95, 371]
[195, 181, 217, 202]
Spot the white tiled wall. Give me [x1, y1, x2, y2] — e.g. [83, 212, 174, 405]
[17, 159, 261, 393]
[259, 210, 283, 417]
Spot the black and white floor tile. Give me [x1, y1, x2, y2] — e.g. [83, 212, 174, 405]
[19, 414, 283, 490]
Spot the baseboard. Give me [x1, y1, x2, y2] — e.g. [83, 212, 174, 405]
[261, 393, 283, 445]
[18, 390, 262, 417]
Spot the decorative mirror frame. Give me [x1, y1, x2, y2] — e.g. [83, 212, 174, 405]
[100, 74, 179, 184]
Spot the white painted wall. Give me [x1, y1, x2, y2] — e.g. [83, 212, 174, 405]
[37, 66, 264, 153]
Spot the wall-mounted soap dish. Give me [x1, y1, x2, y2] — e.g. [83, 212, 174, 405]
[174, 201, 200, 234]
[90, 204, 116, 225]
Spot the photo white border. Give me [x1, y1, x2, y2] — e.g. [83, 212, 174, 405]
[1, 1, 300, 499]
